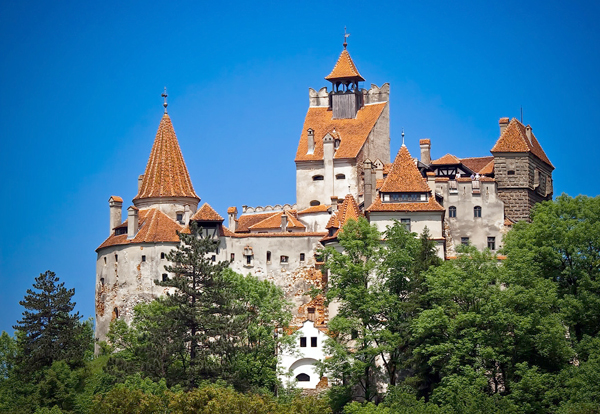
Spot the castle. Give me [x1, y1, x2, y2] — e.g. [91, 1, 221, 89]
[95, 43, 554, 388]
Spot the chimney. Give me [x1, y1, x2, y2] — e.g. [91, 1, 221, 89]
[281, 213, 288, 232]
[525, 125, 533, 145]
[419, 139, 431, 165]
[363, 159, 374, 209]
[108, 196, 123, 235]
[426, 172, 436, 194]
[138, 175, 145, 192]
[227, 207, 238, 232]
[307, 129, 315, 154]
[499, 118, 509, 136]
[330, 196, 339, 211]
[127, 206, 139, 239]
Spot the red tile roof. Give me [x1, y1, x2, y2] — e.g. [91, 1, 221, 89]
[109, 195, 123, 203]
[97, 208, 186, 251]
[324, 49, 365, 81]
[366, 196, 445, 213]
[227, 206, 237, 214]
[431, 153, 461, 165]
[380, 145, 431, 193]
[479, 159, 494, 175]
[227, 232, 328, 239]
[419, 139, 431, 145]
[190, 203, 224, 222]
[460, 156, 494, 174]
[249, 210, 306, 231]
[326, 194, 360, 230]
[235, 212, 276, 233]
[295, 103, 387, 162]
[134, 114, 199, 201]
[298, 204, 330, 214]
[491, 118, 553, 168]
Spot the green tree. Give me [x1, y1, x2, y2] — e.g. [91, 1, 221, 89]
[13, 271, 93, 375]
[0, 331, 16, 380]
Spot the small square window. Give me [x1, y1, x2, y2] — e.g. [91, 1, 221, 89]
[488, 237, 496, 250]
[300, 337, 307, 347]
[461, 237, 470, 246]
[311, 337, 317, 347]
[162, 274, 168, 282]
[230, 253, 235, 261]
[161, 252, 165, 259]
[176, 213, 183, 223]
[300, 253, 305, 262]
[401, 218, 411, 232]
[212, 255, 216, 262]
[280, 255, 289, 264]
[141, 255, 146, 262]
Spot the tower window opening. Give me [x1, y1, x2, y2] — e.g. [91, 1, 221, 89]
[266, 251, 271, 263]
[300, 253, 305, 262]
[312, 175, 324, 181]
[161, 252, 165, 259]
[336, 173, 345, 180]
[104, 257, 107, 265]
[474, 206, 482, 218]
[449, 206, 457, 218]
[176, 213, 184, 224]
[113, 307, 119, 319]
[141, 255, 146, 262]
[100, 277, 104, 286]
[114, 254, 118, 262]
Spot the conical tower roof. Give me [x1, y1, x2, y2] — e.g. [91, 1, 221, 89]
[134, 114, 199, 202]
[325, 49, 365, 82]
[380, 145, 431, 193]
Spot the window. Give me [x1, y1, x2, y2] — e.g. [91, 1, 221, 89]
[310, 200, 320, 206]
[312, 175, 324, 181]
[474, 206, 482, 218]
[246, 255, 252, 265]
[113, 307, 119, 319]
[401, 218, 411, 232]
[488, 237, 496, 250]
[266, 251, 272, 263]
[507, 170, 515, 175]
[161, 252, 165, 259]
[115, 227, 127, 235]
[449, 206, 456, 218]
[114, 254, 118, 262]
[336, 173, 345, 180]
[461, 237, 470, 246]
[383, 194, 390, 202]
[311, 337, 317, 347]
[300, 253, 305, 262]
[296, 373, 310, 382]
[212, 255, 216, 262]
[141, 255, 146, 262]
[307, 307, 316, 321]
[100, 277, 104, 286]
[230, 253, 235, 261]
[162, 273, 168, 282]
[280, 255, 289, 264]
[104, 257, 107, 265]
[300, 337, 307, 347]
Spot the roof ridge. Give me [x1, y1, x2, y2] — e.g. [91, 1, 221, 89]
[191, 203, 224, 221]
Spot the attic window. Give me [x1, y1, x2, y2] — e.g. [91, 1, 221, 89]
[310, 200, 320, 206]
[312, 175, 324, 181]
[335, 174, 345, 180]
[334, 139, 341, 149]
[115, 227, 127, 236]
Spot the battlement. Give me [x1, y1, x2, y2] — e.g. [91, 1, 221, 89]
[241, 203, 297, 214]
[308, 83, 390, 108]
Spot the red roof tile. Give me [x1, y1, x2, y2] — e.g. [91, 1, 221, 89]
[366, 196, 445, 213]
[227, 206, 237, 214]
[298, 204, 330, 214]
[249, 210, 306, 231]
[491, 118, 553, 168]
[190, 203, 224, 222]
[134, 114, 199, 201]
[431, 153, 461, 165]
[324, 49, 365, 81]
[235, 212, 276, 233]
[109, 195, 123, 203]
[479, 159, 494, 175]
[460, 156, 494, 174]
[380, 145, 431, 193]
[295, 103, 387, 162]
[97, 208, 185, 251]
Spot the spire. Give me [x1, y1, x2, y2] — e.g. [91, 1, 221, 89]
[325, 47, 365, 82]
[162, 87, 168, 114]
[133, 111, 199, 203]
[343, 26, 349, 50]
[380, 145, 431, 193]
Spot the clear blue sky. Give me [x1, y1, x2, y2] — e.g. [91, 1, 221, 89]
[1, 0, 599, 335]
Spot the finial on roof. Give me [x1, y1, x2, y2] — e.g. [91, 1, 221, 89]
[343, 26, 350, 49]
[401, 128, 405, 147]
[162, 87, 168, 114]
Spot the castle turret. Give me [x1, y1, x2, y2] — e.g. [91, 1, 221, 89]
[325, 42, 365, 119]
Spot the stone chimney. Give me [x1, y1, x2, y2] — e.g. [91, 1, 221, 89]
[108, 196, 123, 235]
[363, 159, 374, 209]
[281, 213, 288, 232]
[330, 196, 339, 211]
[127, 206, 139, 239]
[307, 128, 315, 154]
[419, 139, 431, 165]
[426, 172, 436, 194]
[227, 207, 238, 232]
[138, 175, 145, 192]
[525, 125, 533, 145]
[499, 118, 509, 136]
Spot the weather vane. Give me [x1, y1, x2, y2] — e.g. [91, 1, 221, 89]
[401, 128, 405, 146]
[162, 87, 168, 114]
[343, 27, 350, 49]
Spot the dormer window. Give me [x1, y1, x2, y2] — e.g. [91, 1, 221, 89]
[382, 193, 427, 203]
[312, 175, 324, 181]
[334, 139, 341, 149]
[115, 227, 127, 236]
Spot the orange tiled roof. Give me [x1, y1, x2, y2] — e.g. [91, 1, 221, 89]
[97, 208, 185, 251]
[298, 204, 330, 214]
[295, 103, 387, 162]
[479, 159, 494, 175]
[491, 118, 553, 168]
[366, 196, 445, 213]
[326, 194, 360, 230]
[460, 156, 494, 174]
[227, 206, 237, 214]
[227, 231, 328, 239]
[235, 212, 275, 233]
[190, 203, 224, 222]
[324, 49, 365, 81]
[380, 145, 431, 193]
[419, 139, 431, 145]
[382, 164, 392, 174]
[109, 195, 123, 203]
[431, 153, 461, 165]
[249, 210, 306, 231]
[376, 178, 384, 190]
[134, 114, 199, 201]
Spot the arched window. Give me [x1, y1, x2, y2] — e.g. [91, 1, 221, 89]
[312, 175, 324, 181]
[449, 206, 457, 218]
[310, 200, 320, 206]
[296, 373, 310, 382]
[335, 173, 345, 180]
[474, 206, 482, 218]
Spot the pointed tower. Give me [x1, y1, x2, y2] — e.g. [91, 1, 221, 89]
[325, 42, 365, 119]
[133, 105, 200, 219]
